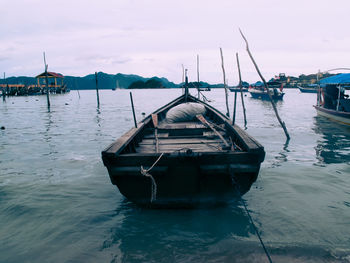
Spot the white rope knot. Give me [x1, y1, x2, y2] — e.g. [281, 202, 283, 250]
[141, 166, 157, 203]
[140, 153, 164, 203]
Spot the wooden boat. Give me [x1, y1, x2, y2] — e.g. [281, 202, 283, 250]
[298, 84, 318, 93]
[249, 81, 284, 100]
[102, 81, 265, 207]
[198, 87, 211, 91]
[314, 73, 350, 125]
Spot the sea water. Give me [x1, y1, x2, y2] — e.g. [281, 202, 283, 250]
[0, 89, 349, 263]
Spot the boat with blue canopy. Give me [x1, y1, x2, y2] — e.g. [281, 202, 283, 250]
[314, 73, 350, 125]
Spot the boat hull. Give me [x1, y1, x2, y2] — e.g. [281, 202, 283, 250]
[103, 151, 263, 207]
[314, 105, 350, 125]
[249, 91, 284, 100]
[298, 87, 318, 93]
[229, 87, 248, 92]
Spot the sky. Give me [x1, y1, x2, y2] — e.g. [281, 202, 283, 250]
[1, 0, 349, 85]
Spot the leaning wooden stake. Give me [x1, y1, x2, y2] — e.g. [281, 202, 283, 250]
[220, 48, 230, 117]
[95, 72, 100, 108]
[75, 79, 80, 99]
[239, 29, 290, 140]
[43, 52, 50, 110]
[130, 92, 137, 128]
[236, 53, 247, 127]
[232, 91, 237, 124]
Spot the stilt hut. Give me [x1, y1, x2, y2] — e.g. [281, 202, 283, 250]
[35, 72, 67, 94]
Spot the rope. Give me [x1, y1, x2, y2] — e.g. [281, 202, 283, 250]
[140, 153, 164, 203]
[240, 198, 273, 263]
[232, 176, 273, 263]
[189, 82, 212, 102]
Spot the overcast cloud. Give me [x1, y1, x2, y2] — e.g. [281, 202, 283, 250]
[1, 0, 349, 84]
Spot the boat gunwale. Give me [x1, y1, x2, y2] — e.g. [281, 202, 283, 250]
[102, 94, 264, 159]
[314, 105, 350, 117]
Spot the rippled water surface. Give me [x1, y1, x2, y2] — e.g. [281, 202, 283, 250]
[1, 89, 350, 263]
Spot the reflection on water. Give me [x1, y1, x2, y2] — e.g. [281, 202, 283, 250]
[313, 116, 350, 164]
[102, 202, 255, 263]
[270, 140, 290, 168]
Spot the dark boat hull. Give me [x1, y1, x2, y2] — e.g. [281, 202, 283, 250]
[103, 150, 263, 207]
[229, 87, 248, 92]
[249, 91, 284, 100]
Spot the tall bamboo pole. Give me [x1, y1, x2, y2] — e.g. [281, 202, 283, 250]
[184, 69, 189, 101]
[95, 72, 100, 108]
[239, 29, 290, 140]
[220, 48, 230, 117]
[2, 72, 6, 102]
[197, 54, 200, 99]
[181, 64, 185, 94]
[236, 53, 247, 127]
[43, 52, 50, 110]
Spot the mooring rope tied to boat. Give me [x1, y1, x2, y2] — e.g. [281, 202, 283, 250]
[231, 176, 273, 263]
[140, 152, 164, 202]
[241, 198, 273, 263]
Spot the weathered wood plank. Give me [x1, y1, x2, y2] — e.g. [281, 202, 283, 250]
[196, 114, 230, 147]
[158, 122, 206, 130]
[230, 124, 263, 152]
[137, 143, 224, 153]
[103, 122, 147, 155]
[139, 137, 224, 145]
[104, 151, 264, 167]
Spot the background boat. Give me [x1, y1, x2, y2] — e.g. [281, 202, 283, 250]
[298, 84, 318, 93]
[229, 86, 248, 92]
[314, 73, 350, 125]
[249, 81, 285, 100]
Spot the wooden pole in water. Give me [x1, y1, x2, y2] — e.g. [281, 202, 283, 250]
[43, 52, 50, 110]
[197, 54, 200, 99]
[95, 72, 100, 108]
[184, 69, 189, 101]
[239, 29, 290, 140]
[232, 91, 237, 124]
[129, 92, 137, 128]
[2, 72, 6, 101]
[181, 64, 185, 94]
[75, 79, 80, 99]
[220, 48, 230, 117]
[236, 53, 247, 127]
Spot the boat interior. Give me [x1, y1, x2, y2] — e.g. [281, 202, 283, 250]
[117, 98, 255, 156]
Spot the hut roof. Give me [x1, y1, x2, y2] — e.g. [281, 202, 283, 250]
[36, 72, 64, 78]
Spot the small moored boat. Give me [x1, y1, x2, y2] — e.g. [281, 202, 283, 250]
[102, 79, 265, 207]
[249, 81, 284, 100]
[314, 73, 350, 125]
[298, 84, 318, 93]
